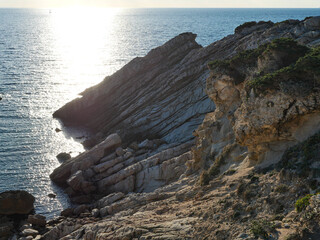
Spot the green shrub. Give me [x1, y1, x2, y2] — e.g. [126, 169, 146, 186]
[250, 219, 275, 239]
[235, 21, 257, 33]
[295, 194, 313, 212]
[247, 45, 319, 93]
[235, 21, 273, 34]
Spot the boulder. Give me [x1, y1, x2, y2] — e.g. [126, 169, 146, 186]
[0, 190, 35, 215]
[21, 228, 39, 237]
[47, 193, 56, 198]
[27, 214, 46, 227]
[60, 208, 73, 217]
[56, 152, 71, 162]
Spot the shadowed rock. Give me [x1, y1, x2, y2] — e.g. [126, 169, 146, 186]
[0, 190, 35, 215]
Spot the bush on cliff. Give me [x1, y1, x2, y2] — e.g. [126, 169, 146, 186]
[247, 45, 319, 93]
[295, 194, 313, 212]
[207, 38, 316, 95]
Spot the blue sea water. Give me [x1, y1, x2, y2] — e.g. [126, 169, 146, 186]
[0, 8, 319, 218]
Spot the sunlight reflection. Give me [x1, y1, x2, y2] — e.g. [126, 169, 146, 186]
[50, 8, 121, 99]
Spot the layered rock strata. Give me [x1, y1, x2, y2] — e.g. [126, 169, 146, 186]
[44, 17, 320, 240]
[53, 17, 320, 147]
[50, 133, 192, 202]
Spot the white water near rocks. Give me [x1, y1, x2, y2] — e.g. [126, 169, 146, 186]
[0, 8, 319, 218]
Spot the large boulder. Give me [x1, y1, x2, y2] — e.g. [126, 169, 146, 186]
[0, 190, 35, 215]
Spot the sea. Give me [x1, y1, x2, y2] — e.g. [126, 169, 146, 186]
[1, 8, 320, 218]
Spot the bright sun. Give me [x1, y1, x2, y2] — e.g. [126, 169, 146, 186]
[49, 7, 122, 97]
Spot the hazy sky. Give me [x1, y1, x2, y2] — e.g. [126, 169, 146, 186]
[0, 0, 319, 8]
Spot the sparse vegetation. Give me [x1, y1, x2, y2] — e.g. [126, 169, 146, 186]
[278, 131, 320, 177]
[250, 219, 275, 239]
[295, 194, 313, 212]
[247, 44, 319, 93]
[208, 38, 312, 94]
[235, 21, 273, 34]
[199, 144, 236, 185]
[275, 184, 289, 193]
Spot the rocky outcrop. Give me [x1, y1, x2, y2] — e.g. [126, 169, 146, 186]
[53, 33, 214, 146]
[50, 133, 122, 186]
[0, 190, 35, 215]
[53, 17, 320, 148]
[192, 36, 320, 183]
[51, 132, 193, 201]
[44, 17, 320, 240]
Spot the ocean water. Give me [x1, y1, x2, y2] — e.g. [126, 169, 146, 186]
[0, 8, 319, 218]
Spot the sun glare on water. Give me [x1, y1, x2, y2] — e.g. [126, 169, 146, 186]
[49, 7, 121, 99]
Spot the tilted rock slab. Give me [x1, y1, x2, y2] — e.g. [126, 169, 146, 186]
[53, 17, 320, 148]
[50, 133, 121, 185]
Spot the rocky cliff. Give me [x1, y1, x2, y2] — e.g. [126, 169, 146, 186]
[5, 17, 320, 240]
[53, 17, 320, 147]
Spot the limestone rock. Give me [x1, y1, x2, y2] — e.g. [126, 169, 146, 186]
[96, 192, 125, 209]
[67, 170, 84, 192]
[42, 219, 82, 240]
[53, 32, 213, 146]
[93, 156, 123, 173]
[21, 228, 38, 237]
[0, 190, 35, 215]
[50, 133, 121, 185]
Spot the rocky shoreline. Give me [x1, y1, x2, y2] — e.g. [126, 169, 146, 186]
[1, 16, 320, 240]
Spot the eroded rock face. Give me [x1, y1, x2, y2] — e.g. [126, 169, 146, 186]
[0, 190, 35, 215]
[193, 33, 320, 180]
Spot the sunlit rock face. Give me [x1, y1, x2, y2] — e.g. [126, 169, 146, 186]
[192, 18, 320, 177]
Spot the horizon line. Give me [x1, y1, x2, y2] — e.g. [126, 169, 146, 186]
[0, 7, 320, 9]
